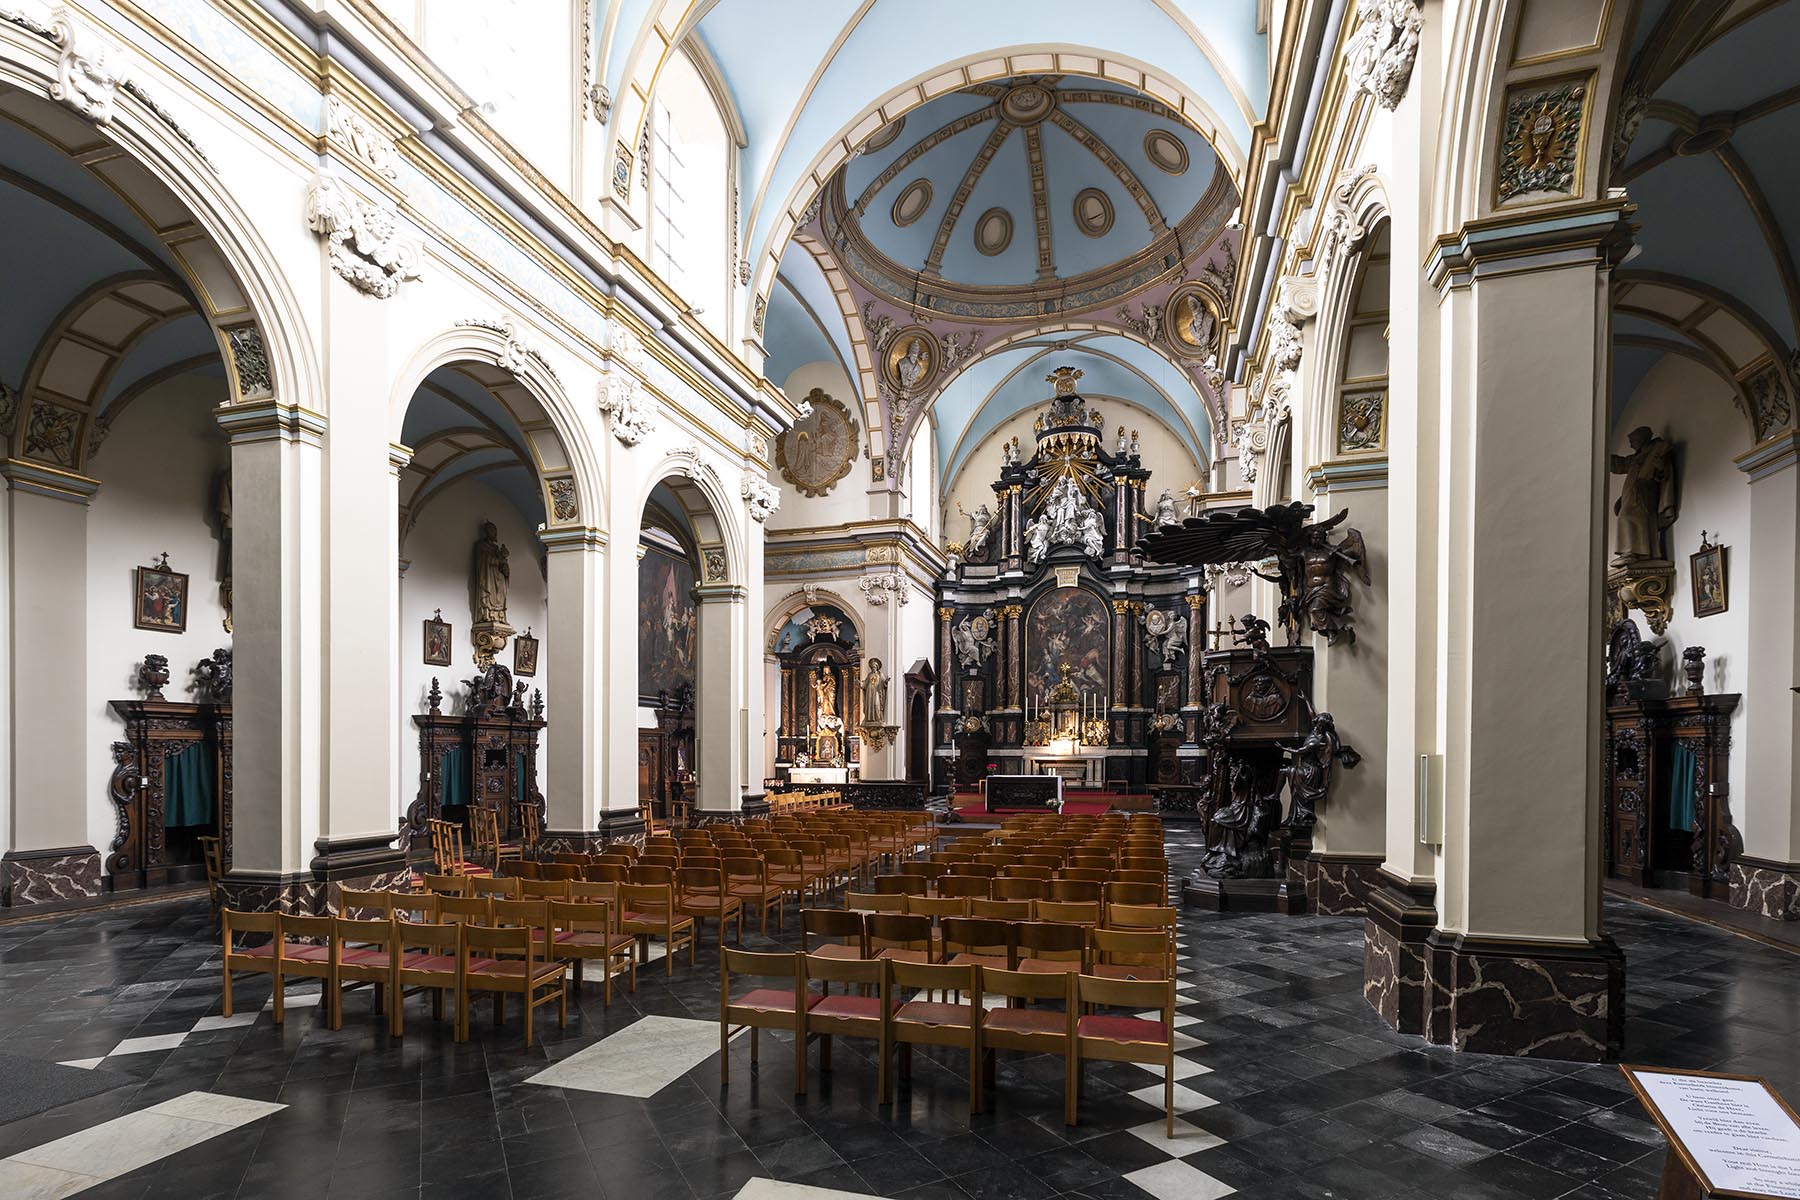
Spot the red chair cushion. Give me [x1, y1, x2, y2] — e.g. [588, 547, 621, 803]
[984, 1008, 1067, 1034]
[399, 953, 456, 971]
[735, 988, 822, 1012]
[810, 995, 896, 1019]
[340, 947, 391, 966]
[1077, 1014, 1168, 1043]
[894, 1001, 974, 1028]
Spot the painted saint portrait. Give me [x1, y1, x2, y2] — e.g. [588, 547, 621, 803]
[1691, 540, 1728, 618]
[1025, 588, 1109, 700]
[639, 544, 697, 699]
[513, 628, 539, 677]
[134, 558, 189, 633]
[422, 611, 452, 666]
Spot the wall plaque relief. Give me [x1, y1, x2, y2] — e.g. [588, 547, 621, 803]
[1164, 281, 1221, 363]
[1337, 390, 1385, 454]
[1498, 78, 1589, 204]
[776, 388, 858, 497]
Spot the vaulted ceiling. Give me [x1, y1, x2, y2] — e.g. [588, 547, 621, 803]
[1613, 0, 1800, 442]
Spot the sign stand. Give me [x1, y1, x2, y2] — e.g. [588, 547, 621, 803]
[1622, 1066, 1800, 1199]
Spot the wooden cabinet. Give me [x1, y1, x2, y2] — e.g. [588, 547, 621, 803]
[1605, 694, 1740, 898]
[107, 700, 232, 891]
[406, 665, 544, 848]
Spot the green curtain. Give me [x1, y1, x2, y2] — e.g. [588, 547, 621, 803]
[515, 751, 529, 809]
[165, 744, 216, 828]
[440, 744, 470, 810]
[1668, 742, 1697, 833]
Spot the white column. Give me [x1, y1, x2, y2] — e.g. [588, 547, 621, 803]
[1, 464, 102, 902]
[542, 527, 607, 840]
[1737, 435, 1800, 869]
[602, 530, 642, 825]
[217, 402, 325, 900]
[694, 585, 749, 810]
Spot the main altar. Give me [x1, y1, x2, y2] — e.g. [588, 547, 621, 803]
[933, 367, 1203, 793]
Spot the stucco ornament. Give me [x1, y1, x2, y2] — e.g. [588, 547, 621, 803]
[304, 174, 422, 298]
[325, 95, 400, 182]
[598, 321, 655, 445]
[741, 473, 780, 523]
[859, 573, 909, 606]
[51, 13, 118, 123]
[1344, 0, 1423, 111]
[1233, 419, 1269, 484]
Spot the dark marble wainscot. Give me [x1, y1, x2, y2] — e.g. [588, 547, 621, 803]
[1294, 852, 1385, 916]
[219, 835, 412, 914]
[1424, 934, 1625, 1061]
[1362, 876, 1436, 1038]
[0, 845, 104, 907]
[1729, 857, 1800, 920]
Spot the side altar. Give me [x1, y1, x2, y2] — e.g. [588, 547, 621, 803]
[933, 367, 1204, 794]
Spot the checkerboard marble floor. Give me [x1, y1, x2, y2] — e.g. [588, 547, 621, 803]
[0, 828, 1796, 1199]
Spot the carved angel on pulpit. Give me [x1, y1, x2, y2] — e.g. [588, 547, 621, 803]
[1281, 711, 1361, 831]
[1292, 509, 1370, 646]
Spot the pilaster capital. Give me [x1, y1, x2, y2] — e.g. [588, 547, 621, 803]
[1305, 457, 1390, 494]
[1425, 200, 1635, 292]
[1735, 429, 1800, 481]
[694, 582, 749, 603]
[216, 400, 327, 446]
[539, 526, 608, 552]
[0, 458, 100, 503]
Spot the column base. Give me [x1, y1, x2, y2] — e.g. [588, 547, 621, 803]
[221, 835, 410, 913]
[1728, 858, 1800, 920]
[1294, 852, 1385, 916]
[1363, 875, 1438, 1037]
[218, 872, 324, 914]
[1, 846, 104, 907]
[542, 827, 606, 854]
[595, 809, 649, 846]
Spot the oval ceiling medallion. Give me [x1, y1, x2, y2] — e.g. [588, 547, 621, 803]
[1000, 83, 1055, 126]
[974, 207, 1014, 256]
[1143, 129, 1190, 175]
[862, 117, 905, 153]
[1073, 188, 1114, 237]
[891, 178, 933, 226]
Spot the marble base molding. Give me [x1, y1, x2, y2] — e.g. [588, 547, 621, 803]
[221, 833, 412, 914]
[1295, 851, 1385, 916]
[0, 845, 105, 907]
[1728, 857, 1800, 921]
[1365, 874, 1625, 1062]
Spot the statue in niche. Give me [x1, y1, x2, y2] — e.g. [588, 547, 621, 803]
[1290, 509, 1369, 646]
[1609, 426, 1678, 562]
[812, 669, 838, 721]
[1281, 711, 1360, 831]
[862, 657, 889, 725]
[952, 613, 996, 670]
[472, 521, 511, 625]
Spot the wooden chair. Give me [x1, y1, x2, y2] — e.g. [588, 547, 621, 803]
[938, 875, 992, 900]
[471, 807, 520, 872]
[459, 924, 567, 1048]
[435, 894, 494, 926]
[970, 898, 1034, 921]
[1104, 881, 1166, 907]
[276, 913, 340, 1025]
[994, 877, 1047, 902]
[1112, 869, 1167, 886]
[197, 835, 223, 916]
[1090, 927, 1173, 983]
[723, 857, 785, 934]
[630, 862, 675, 885]
[1072, 974, 1176, 1136]
[518, 803, 543, 858]
[720, 949, 817, 1093]
[872, 874, 929, 897]
[897, 861, 949, 886]
[802, 954, 893, 1103]
[470, 875, 522, 901]
[540, 863, 582, 882]
[1037, 900, 1101, 927]
[392, 920, 460, 1038]
[333, 915, 396, 1032]
[677, 866, 744, 947]
[545, 899, 636, 1003]
[1050, 879, 1105, 903]
[979, 967, 1077, 1123]
[866, 913, 933, 966]
[519, 878, 572, 900]
[941, 917, 1016, 974]
[762, 848, 813, 903]
[337, 886, 402, 918]
[220, 909, 285, 1022]
[389, 891, 440, 921]
[1058, 868, 1110, 885]
[891, 960, 983, 1114]
[800, 908, 866, 976]
[844, 890, 904, 916]
[423, 873, 471, 896]
[619, 882, 697, 974]
[1018, 921, 1088, 975]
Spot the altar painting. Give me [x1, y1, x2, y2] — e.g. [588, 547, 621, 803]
[1026, 588, 1108, 699]
[639, 545, 697, 699]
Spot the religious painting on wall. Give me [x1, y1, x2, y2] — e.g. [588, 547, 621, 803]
[134, 554, 189, 633]
[776, 388, 858, 498]
[1691, 535, 1727, 617]
[639, 543, 697, 700]
[423, 609, 452, 666]
[1025, 587, 1109, 700]
[513, 627, 539, 677]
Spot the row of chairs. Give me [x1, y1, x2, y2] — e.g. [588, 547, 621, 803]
[220, 907, 572, 1046]
[721, 951, 1180, 1135]
[801, 907, 1175, 982]
[398, 880, 699, 974]
[876, 870, 1165, 905]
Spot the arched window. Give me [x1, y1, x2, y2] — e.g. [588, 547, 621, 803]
[1333, 223, 1391, 459]
[646, 52, 731, 339]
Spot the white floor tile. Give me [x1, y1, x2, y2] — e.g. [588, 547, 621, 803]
[106, 1033, 188, 1057]
[190, 1013, 258, 1033]
[1172, 1013, 1202, 1028]
[260, 989, 323, 1011]
[1173, 1031, 1205, 1051]
[1124, 1158, 1235, 1200]
[0, 1158, 101, 1200]
[1125, 1116, 1226, 1157]
[734, 1178, 883, 1199]
[56, 1058, 104, 1071]
[1128, 1081, 1216, 1112]
[10, 1092, 285, 1182]
[526, 1014, 730, 1098]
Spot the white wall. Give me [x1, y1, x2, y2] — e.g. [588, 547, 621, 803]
[1611, 354, 1752, 839]
[398, 478, 551, 828]
[768, 359, 873, 531]
[85, 375, 233, 853]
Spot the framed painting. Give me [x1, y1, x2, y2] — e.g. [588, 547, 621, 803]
[638, 543, 697, 702]
[1690, 538, 1727, 618]
[1025, 587, 1109, 701]
[513, 627, 539, 677]
[134, 555, 189, 633]
[423, 609, 452, 666]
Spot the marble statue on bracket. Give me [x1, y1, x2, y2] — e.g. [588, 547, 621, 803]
[862, 657, 889, 725]
[470, 520, 514, 668]
[1609, 425, 1679, 562]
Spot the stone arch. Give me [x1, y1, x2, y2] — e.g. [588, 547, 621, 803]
[764, 585, 864, 654]
[389, 325, 599, 535]
[1302, 171, 1395, 472]
[0, 30, 317, 416]
[636, 450, 742, 587]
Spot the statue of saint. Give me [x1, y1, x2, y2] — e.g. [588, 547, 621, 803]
[862, 658, 889, 725]
[472, 521, 511, 625]
[896, 338, 929, 389]
[1609, 426, 1678, 561]
[812, 670, 837, 721]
